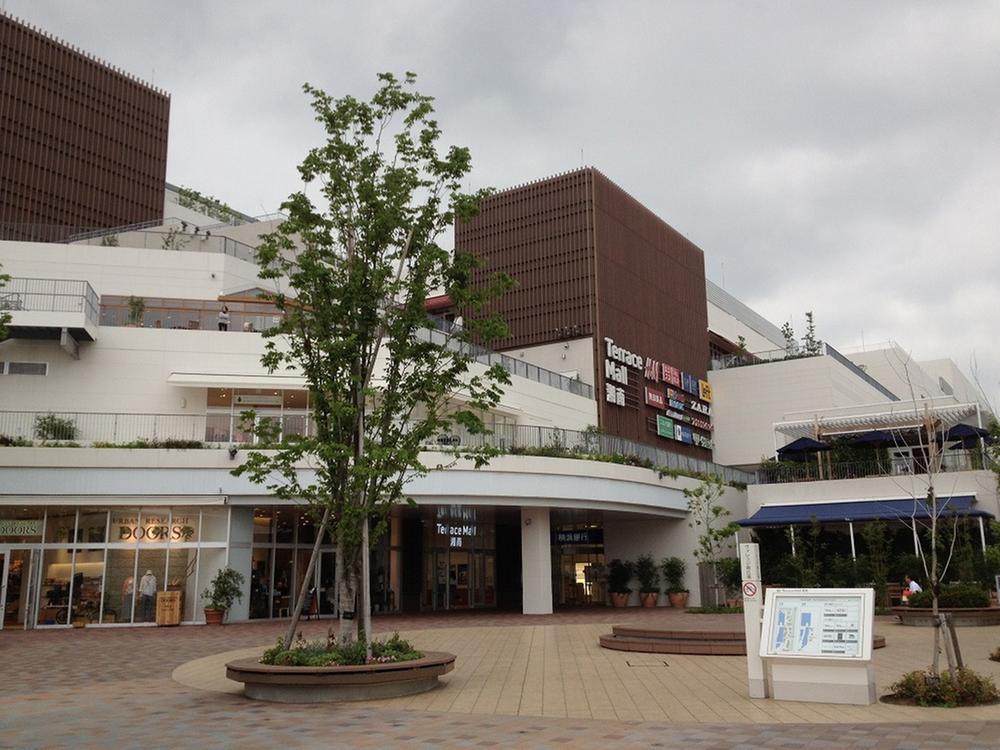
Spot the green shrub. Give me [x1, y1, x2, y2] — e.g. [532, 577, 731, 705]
[34, 413, 77, 441]
[716, 557, 742, 596]
[661, 556, 687, 593]
[260, 631, 422, 667]
[908, 583, 990, 609]
[686, 606, 743, 614]
[608, 558, 634, 594]
[888, 668, 999, 706]
[634, 553, 660, 593]
[0, 434, 32, 447]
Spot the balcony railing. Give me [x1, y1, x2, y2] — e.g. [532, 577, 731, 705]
[69, 229, 259, 263]
[0, 277, 100, 327]
[419, 325, 593, 399]
[757, 450, 986, 484]
[0, 410, 754, 485]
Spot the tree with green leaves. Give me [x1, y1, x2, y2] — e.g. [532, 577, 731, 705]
[685, 474, 739, 606]
[802, 311, 822, 355]
[234, 72, 513, 652]
[780, 321, 798, 357]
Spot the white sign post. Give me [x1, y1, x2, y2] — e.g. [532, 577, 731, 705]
[739, 543, 768, 698]
[760, 588, 876, 705]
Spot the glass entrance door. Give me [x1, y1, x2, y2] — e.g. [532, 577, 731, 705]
[1, 548, 38, 630]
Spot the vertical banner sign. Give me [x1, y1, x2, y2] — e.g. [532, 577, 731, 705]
[740, 542, 768, 698]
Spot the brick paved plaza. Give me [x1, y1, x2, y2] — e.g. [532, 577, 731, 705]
[2, 609, 1000, 749]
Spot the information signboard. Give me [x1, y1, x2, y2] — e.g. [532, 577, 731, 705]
[760, 588, 874, 662]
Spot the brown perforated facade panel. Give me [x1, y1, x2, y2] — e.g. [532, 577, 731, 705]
[0, 13, 169, 242]
[591, 170, 710, 457]
[456, 169, 597, 349]
[457, 167, 712, 457]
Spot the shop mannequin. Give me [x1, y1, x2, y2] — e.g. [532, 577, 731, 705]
[139, 570, 157, 622]
[121, 576, 134, 622]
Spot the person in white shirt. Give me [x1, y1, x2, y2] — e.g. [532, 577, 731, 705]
[139, 570, 157, 622]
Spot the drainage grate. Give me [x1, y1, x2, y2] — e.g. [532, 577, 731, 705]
[626, 659, 670, 667]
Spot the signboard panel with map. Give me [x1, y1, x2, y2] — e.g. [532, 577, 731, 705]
[760, 588, 874, 662]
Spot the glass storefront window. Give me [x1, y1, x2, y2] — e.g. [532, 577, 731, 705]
[0, 507, 44, 543]
[275, 509, 294, 544]
[253, 509, 273, 544]
[108, 509, 141, 545]
[77, 509, 108, 544]
[103, 549, 137, 624]
[168, 510, 199, 544]
[297, 508, 317, 545]
[44, 508, 77, 544]
[200, 508, 228, 542]
[272, 549, 293, 617]
[136, 508, 170, 544]
[134, 550, 166, 622]
[250, 548, 272, 619]
[196, 548, 226, 622]
[167, 546, 199, 622]
[70, 549, 104, 624]
[39, 548, 74, 625]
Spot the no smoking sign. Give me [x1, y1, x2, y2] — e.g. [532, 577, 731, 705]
[742, 581, 759, 598]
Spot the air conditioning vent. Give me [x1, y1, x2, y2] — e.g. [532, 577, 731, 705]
[5, 362, 48, 376]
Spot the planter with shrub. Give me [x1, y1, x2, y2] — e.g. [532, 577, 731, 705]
[661, 556, 688, 608]
[894, 583, 1000, 626]
[716, 557, 743, 608]
[608, 558, 634, 607]
[202, 566, 245, 624]
[634, 553, 660, 607]
[884, 668, 999, 706]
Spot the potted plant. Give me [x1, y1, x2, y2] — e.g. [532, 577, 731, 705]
[127, 295, 145, 327]
[202, 566, 245, 625]
[634, 553, 660, 608]
[661, 556, 689, 608]
[717, 557, 743, 608]
[607, 558, 634, 608]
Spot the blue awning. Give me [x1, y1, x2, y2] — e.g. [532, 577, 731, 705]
[738, 495, 990, 527]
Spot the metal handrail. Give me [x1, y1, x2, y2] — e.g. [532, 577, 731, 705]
[1, 277, 99, 326]
[0, 410, 755, 485]
[758, 450, 984, 484]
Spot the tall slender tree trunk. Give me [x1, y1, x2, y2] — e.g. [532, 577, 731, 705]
[281, 506, 332, 649]
[338, 551, 359, 643]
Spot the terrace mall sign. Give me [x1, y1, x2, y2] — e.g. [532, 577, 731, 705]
[603, 336, 715, 451]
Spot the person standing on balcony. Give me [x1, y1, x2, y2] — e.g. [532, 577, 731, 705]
[217, 305, 230, 331]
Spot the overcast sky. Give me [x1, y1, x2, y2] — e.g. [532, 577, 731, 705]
[14, 1, 1000, 408]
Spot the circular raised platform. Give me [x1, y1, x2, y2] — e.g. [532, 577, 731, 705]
[892, 607, 1000, 627]
[599, 625, 886, 655]
[226, 651, 456, 703]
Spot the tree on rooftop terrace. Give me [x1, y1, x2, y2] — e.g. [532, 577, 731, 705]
[233, 72, 512, 652]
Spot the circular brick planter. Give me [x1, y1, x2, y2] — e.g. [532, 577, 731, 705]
[892, 607, 1000, 627]
[226, 651, 455, 703]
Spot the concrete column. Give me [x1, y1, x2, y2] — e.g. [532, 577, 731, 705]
[226, 506, 254, 622]
[520, 507, 553, 615]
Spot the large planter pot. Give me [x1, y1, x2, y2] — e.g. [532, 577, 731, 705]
[668, 591, 689, 609]
[892, 606, 1000, 627]
[610, 592, 631, 608]
[726, 597, 740, 609]
[204, 608, 226, 625]
[639, 592, 659, 608]
[226, 652, 456, 703]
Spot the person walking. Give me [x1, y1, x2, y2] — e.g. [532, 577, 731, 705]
[217, 305, 230, 331]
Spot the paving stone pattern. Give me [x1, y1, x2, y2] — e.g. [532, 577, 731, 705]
[2, 609, 1000, 749]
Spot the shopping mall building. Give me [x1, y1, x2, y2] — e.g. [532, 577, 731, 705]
[3, 10, 995, 633]
[3, 167, 995, 631]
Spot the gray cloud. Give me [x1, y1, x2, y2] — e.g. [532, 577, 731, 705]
[14, 0, 1000, 407]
